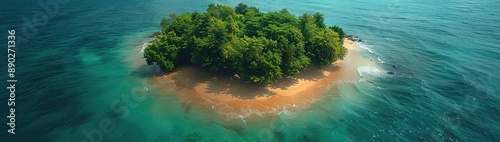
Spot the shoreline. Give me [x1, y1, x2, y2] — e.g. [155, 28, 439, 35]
[149, 39, 373, 118]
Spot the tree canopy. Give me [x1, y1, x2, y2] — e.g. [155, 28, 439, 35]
[144, 3, 347, 83]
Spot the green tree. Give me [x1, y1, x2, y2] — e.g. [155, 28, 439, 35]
[242, 7, 262, 37]
[207, 4, 236, 21]
[144, 3, 346, 83]
[307, 29, 344, 67]
[225, 15, 243, 36]
[220, 35, 245, 74]
[143, 38, 177, 72]
[313, 12, 326, 28]
[235, 3, 248, 15]
[164, 14, 193, 37]
[298, 13, 317, 47]
[191, 17, 229, 72]
[329, 25, 345, 43]
[260, 24, 309, 76]
[239, 37, 282, 83]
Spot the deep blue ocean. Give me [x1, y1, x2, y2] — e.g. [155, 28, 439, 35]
[1, 0, 499, 141]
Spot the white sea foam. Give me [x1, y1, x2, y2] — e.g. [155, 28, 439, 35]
[278, 109, 293, 116]
[357, 65, 383, 78]
[358, 44, 375, 54]
[385, 38, 400, 42]
[377, 57, 385, 63]
[140, 42, 148, 54]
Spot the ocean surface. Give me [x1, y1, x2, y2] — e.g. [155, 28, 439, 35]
[1, 0, 499, 141]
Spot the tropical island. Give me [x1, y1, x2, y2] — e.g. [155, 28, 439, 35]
[144, 3, 347, 83]
[141, 3, 368, 118]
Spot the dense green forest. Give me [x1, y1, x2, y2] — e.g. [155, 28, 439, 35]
[144, 3, 347, 83]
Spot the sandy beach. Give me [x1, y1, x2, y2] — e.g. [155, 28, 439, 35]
[150, 39, 373, 118]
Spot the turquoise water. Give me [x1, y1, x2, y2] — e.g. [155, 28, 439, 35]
[1, 0, 499, 141]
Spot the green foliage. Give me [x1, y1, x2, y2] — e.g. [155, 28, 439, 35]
[235, 3, 248, 15]
[308, 29, 340, 67]
[144, 38, 177, 72]
[191, 16, 230, 71]
[144, 3, 347, 83]
[239, 37, 282, 83]
[313, 12, 326, 28]
[261, 24, 308, 76]
[329, 25, 345, 43]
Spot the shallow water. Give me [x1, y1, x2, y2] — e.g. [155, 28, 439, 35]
[1, 0, 499, 141]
